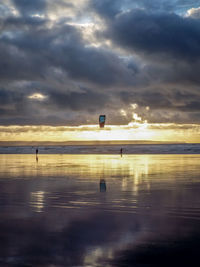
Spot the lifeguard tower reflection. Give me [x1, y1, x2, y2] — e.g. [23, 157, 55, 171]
[100, 179, 106, 192]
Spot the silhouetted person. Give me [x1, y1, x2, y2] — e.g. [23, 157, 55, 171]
[100, 179, 106, 192]
[120, 148, 123, 157]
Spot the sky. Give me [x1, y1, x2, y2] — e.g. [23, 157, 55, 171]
[1, 0, 200, 142]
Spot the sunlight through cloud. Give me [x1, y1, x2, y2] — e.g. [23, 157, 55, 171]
[28, 93, 47, 101]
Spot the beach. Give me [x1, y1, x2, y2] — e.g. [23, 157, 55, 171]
[0, 153, 200, 266]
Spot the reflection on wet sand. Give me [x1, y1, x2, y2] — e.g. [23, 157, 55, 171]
[0, 154, 200, 266]
[100, 179, 106, 192]
[30, 191, 45, 212]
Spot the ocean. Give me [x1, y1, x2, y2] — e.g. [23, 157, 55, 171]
[0, 143, 200, 154]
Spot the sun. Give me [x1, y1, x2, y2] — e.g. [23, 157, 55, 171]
[80, 123, 156, 141]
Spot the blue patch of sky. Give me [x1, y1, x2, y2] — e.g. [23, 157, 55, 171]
[118, 0, 200, 16]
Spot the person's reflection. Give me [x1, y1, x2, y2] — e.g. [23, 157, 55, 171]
[36, 148, 39, 162]
[100, 178, 106, 192]
[120, 148, 123, 157]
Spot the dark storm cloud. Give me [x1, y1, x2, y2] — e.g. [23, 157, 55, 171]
[0, 88, 53, 125]
[0, 88, 27, 116]
[13, 0, 46, 16]
[88, 2, 200, 124]
[0, 89, 22, 105]
[119, 88, 200, 123]
[180, 101, 200, 111]
[0, 42, 47, 82]
[103, 10, 200, 61]
[0, 17, 134, 86]
[0, 15, 47, 30]
[0, 4, 138, 125]
[1, 0, 200, 125]
[47, 89, 109, 112]
[91, 0, 129, 18]
[120, 90, 173, 110]
[0, 84, 110, 125]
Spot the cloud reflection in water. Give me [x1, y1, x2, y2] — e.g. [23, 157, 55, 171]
[0, 154, 200, 266]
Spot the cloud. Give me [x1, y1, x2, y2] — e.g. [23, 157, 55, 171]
[91, 0, 127, 19]
[46, 88, 109, 112]
[102, 9, 200, 61]
[0, 88, 27, 116]
[0, 14, 136, 85]
[91, 0, 200, 17]
[12, 0, 46, 16]
[1, 1, 200, 127]
[186, 6, 200, 18]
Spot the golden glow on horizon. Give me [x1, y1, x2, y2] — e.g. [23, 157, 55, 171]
[1, 122, 200, 143]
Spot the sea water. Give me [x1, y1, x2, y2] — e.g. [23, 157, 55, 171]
[0, 143, 200, 154]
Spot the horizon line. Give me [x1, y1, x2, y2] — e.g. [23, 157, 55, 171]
[0, 140, 193, 146]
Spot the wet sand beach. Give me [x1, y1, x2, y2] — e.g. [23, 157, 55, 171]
[0, 154, 200, 266]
